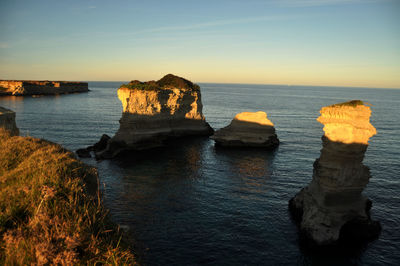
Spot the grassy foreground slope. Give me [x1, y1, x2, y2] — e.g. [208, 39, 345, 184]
[0, 129, 136, 265]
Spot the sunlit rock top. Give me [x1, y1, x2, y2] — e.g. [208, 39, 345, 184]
[317, 100, 376, 145]
[211, 111, 279, 148]
[232, 111, 274, 127]
[117, 74, 204, 121]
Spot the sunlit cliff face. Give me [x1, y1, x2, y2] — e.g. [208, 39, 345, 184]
[117, 86, 204, 120]
[232, 111, 274, 127]
[317, 102, 376, 145]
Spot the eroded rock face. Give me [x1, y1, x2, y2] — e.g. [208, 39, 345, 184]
[0, 80, 88, 96]
[289, 100, 380, 246]
[97, 74, 213, 158]
[0, 106, 19, 136]
[211, 111, 279, 148]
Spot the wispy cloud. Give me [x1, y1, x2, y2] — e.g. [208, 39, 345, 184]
[274, 0, 383, 7]
[115, 14, 308, 37]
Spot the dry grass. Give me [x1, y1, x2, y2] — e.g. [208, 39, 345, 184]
[0, 129, 136, 265]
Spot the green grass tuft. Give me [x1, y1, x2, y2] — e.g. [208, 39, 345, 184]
[120, 74, 200, 91]
[331, 100, 364, 107]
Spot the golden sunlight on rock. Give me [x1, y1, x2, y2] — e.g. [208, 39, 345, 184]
[96, 74, 213, 159]
[211, 111, 279, 148]
[233, 111, 274, 126]
[317, 100, 376, 145]
[289, 100, 381, 247]
[0, 80, 88, 96]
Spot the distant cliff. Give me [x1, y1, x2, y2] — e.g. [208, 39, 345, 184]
[0, 80, 88, 96]
[96, 74, 213, 158]
[0, 106, 19, 136]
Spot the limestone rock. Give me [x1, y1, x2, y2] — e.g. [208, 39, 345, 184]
[0, 80, 88, 96]
[211, 111, 279, 148]
[97, 74, 213, 158]
[289, 100, 381, 246]
[0, 106, 19, 136]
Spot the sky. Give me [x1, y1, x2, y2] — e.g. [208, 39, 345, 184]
[0, 0, 399, 88]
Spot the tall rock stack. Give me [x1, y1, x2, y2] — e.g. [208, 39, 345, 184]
[97, 74, 213, 158]
[289, 100, 381, 246]
[0, 106, 19, 136]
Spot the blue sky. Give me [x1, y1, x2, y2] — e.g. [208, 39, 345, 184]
[0, 0, 399, 88]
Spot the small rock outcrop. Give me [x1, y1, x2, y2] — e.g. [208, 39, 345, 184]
[76, 134, 111, 158]
[289, 100, 381, 246]
[0, 106, 19, 136]
[0, 80, 88, 96]
[96, 74, 213, 158]
[211, 111, 279, 148]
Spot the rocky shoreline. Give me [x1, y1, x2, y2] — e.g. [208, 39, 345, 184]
[0, 106, 19, 136]
[2, 79, 382, 252]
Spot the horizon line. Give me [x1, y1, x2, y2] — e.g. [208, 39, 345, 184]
[1, 78, 399, 90]
[84, 80, 400, 90]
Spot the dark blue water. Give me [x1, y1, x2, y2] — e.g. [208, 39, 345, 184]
[1, 83, 399, 265]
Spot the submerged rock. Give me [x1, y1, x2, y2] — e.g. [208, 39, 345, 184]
[0, 106, 19, 136]
[0, 80, 88, 96]
[211, 111, 279, 148]
[96, 74, 213, 158]
[289, 100, 380, 246]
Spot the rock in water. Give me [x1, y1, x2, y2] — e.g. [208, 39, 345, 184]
[76, 134, 111, 158]
[0, 106, 19, 136]
[97, 74, 213, 158]
[76, 148, 92, 158]
[211, 111, 279, 148]
[289, 100, 381, 246]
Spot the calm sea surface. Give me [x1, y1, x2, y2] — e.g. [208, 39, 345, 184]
[1, 82, 399, 265]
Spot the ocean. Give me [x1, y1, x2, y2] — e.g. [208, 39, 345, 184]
[1, 82, 399, 265]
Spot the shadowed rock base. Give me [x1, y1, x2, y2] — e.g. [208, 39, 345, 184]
[0, 106, 19, 136]
[289, 100, 380, 247]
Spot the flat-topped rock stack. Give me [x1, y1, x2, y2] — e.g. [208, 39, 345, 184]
[96, 74, 213, 158]
[289, 100, 381, 246]
[0, 106, 19, 136]
[0, 80, 88, 96]
[211, 111, 279, 148]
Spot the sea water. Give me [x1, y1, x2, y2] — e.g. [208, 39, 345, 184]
[1, 83, 399, 265]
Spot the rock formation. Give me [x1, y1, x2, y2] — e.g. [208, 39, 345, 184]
[96, 74, 213, 158]
[76, 134, 111, 158]
[211, 111, 279, 148]
[289, 100, 381, 246]
[0, 80, 88, 96]
[0, 106, 19, 136]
